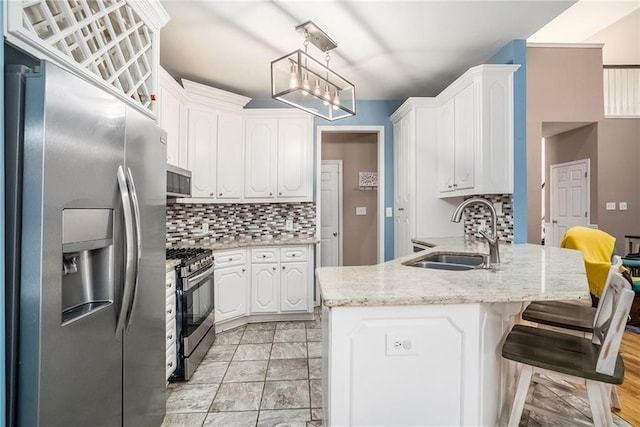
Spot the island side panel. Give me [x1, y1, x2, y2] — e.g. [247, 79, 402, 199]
[324, 304, 490, 426]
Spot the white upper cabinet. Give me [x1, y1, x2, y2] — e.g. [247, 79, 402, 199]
[277, 118, 311, 198]
[216, 113, 244, 199]
[182, 79, 250, 202]
[244, 111, 313, 203]
[436, 64, 519, 198]
[244, 119, 278, 199]
[159, 68, 188, 169]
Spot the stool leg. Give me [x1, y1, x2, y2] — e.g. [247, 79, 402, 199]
[508, 365, 533, 427]
[587, 380, 613, 427]
[611, 385, 621, 410]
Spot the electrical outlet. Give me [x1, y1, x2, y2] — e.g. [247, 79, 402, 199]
[356, 207, 366, 216]
[493, 202, 503, 215]
[606, 202, 616, 211]
[385, 333, 418, 356]
[478, 220, 487, 232]
[620, 202, 628, 211]
[285, 219, 294, 231]
[386, 207, 393, 218]
[202, 222, 209, 233]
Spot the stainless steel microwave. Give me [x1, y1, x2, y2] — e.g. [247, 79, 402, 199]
[167, 165, 191, 198]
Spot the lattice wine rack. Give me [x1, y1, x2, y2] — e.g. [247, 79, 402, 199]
[6, 0, 167, 113]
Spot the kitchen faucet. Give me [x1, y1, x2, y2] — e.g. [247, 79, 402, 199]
[451, 197, 500, 267]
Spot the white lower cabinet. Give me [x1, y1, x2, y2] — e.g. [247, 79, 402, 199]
[280, 262, 309, 312]
[165, 270, 177, 380]
[250, 263, 279, 313]
[214, 250, 248, 324]
[214, 246, 313, 329]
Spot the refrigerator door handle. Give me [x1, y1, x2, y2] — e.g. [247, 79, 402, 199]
[125, 167, 143, 330]
[116, 165, 136, 335]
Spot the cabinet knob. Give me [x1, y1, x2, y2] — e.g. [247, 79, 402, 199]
[219, 192, 223, 196]
[228, 258, 232, 261]
[168, 362, 173, 368]
[167, 308, 173, 315]
[292, 254, 296, 257]
[262, 255, 266, 258]
[269, 192, 273, 196]
[210, 192, 214, 196]
[167, 334, 173, 340]
[333, 232, 338, 237]
[398, 207, 404, 211]
[166, 282, 171, 288]
[273, 267, 276, 271]
[453, 183, 458, 187]
[242, 268, 245, 272]
[282, 266, 285, 270]
[279, 192, 282, 196]
[448, 185, 453, 189]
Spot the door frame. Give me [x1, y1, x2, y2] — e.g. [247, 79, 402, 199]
[548, 158, 591, 246]
[316, 126, 385, 266]
[320, 160, 344, 267]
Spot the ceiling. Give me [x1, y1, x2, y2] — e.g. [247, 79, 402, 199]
[159, 1, 575, 101]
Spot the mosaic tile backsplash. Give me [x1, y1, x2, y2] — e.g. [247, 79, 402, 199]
[463, 194, 514, 243]
[166, 202, 317, 247]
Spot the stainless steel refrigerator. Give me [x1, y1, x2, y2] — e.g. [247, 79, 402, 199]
[5, 60, 167, 426]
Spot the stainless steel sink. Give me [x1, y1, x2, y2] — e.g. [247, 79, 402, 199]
[404, 252, 487, 271]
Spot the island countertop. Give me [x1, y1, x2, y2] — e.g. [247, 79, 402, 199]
[316, 237, 589, 307]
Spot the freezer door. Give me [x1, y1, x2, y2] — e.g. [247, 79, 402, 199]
[122, 105, 167, 426]
[18, 62, 126, 426]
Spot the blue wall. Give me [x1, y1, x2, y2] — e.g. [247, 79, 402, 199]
[1, 4, 6, 423]
[246, 99, 403, 261]
[487, 40, 527, 243]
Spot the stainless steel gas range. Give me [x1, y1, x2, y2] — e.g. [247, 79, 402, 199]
[166, 248, 215, 380]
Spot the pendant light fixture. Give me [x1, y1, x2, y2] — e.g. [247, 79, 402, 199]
[271, 21, 356, 121]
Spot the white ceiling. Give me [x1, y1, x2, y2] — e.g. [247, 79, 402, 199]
[159, 1, 575, 101]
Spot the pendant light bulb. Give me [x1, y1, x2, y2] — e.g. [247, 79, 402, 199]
[289, 63, 298, 89]
[313, 79, 321, 97]
[323, 85, 331, 106]
[332, 90, 340, 110]
[302, 72, 310, 95]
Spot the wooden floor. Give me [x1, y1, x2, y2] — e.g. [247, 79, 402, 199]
[614, 330, 640, 426]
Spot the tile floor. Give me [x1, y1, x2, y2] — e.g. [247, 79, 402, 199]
[162, 310, 323, 427]
[162, 308, 632, 427]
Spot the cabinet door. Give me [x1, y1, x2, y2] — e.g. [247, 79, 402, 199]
[214, 264, 248, 323]
[437, 98, 455, 193]
[188, 107, 217, 198]
[277, 118, 311, 199]
[216, 112, 243, 199]
[159, 84, 182, 167]
[245, 119, 277, 199]
[250, 263, 279, 313]
[453, 82, 475, 191]
[280, 262, 309, 312]
[394, 116, 412, 258]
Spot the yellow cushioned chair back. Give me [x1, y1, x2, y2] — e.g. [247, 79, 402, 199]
[560, 226, 616, 297]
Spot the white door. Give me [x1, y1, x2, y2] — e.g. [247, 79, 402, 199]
[437, 98, 455, 193]
[280, 262, 308, 312]
[214, 265, 247, 322]
[216, 112, 243, 199]
[278, 118, 310, 198]
[453, 81, 475, 191]
[188, 107, 217, 198]
[550, 159, 590, 247]
[244, 119, 277, 199]
[320, 161, 342, 267]
[250, 263, 279, 313]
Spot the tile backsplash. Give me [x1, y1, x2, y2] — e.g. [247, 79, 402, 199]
[166, 202, 316, 247]
[462, 194, 513, 243]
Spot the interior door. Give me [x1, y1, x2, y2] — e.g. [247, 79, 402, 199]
[320, 161, 342, 267]
[550, 160, 590, 247]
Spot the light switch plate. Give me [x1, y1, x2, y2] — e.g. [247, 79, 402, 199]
[202, 222, 209, 233]
[356, 207, 367, 216]
[386, 207, 393, 217]
[285, 219, 294, 230]
[606, 202, 616, 211]
[493, 202, 503, 215]
[620, 202, 628, 211]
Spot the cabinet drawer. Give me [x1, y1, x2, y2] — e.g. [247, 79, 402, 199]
[251, 247, 279, 263]
[166, 319, 176, 349]
[214, 249, 246, 268]
[166, 293, 176, 322]
[281, 246, 308, 262]
[166, 343, 177, 380]
[166, 271, 176, 298]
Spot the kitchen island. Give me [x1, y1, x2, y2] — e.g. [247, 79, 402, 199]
[316, 238, 588, 426]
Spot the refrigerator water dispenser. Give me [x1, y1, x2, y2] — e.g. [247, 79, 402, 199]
[61, 209, 115, 325]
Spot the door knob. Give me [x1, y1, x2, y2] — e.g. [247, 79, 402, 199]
[333, 232, 338, 237]
[552, 220, 558, 224]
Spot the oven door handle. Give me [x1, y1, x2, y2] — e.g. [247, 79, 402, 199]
[184, 265, 215, 292]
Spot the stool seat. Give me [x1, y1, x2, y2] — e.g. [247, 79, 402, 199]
[502, 325, 625, 385]
[522, 301, 595, 332]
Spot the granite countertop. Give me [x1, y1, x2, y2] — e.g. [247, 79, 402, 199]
[166, 259, 181, 273]
[171, 236, 320, 252]
[316, 237, 589, 308]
